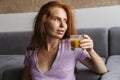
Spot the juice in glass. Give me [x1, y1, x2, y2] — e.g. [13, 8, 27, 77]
[70, 35, 83, 49]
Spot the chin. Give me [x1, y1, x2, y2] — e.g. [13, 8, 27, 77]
[57, 35, 64, 39]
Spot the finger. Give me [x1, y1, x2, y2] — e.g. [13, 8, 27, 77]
[80, 43, 93, 49]
[81, 39, 92, 43]
[81, 45, 92, 49]
[83, 34, 91, 39]
[80, 40, 93, 48]
[80, 43, 91, 47]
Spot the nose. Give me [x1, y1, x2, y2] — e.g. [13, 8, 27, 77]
[60, 20, 64, 27]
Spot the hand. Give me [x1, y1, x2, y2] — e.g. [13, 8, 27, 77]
[80, 34, 93, 51]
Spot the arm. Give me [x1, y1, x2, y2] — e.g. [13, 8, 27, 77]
[22, 66, 31, 80]
[80, 34, 107, 74]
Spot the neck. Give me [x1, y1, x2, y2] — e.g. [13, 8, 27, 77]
[46, 38, 60, 52]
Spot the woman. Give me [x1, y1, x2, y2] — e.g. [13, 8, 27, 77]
[22, 1, 107, 80]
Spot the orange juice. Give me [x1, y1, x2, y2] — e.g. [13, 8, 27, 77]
[70, 35, 83, 49]
[70, 39, 81, 48]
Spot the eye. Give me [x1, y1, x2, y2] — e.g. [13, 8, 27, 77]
[64, 19, 68, 23]
[53, 18, 59, 21]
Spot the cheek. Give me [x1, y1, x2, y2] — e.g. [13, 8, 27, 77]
[47, 21, 60, 31]
[45, 23, 57, 34]
[53, 22, 60, 27]
[64, 25, 68, 31]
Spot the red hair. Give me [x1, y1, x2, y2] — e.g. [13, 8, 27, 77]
[27, 1, 77, 51]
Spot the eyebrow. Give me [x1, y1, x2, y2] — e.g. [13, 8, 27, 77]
[51, 15, 67, 21]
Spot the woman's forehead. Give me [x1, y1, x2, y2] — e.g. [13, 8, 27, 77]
[49, 7, 67, 18]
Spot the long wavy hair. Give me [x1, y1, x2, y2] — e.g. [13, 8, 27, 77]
[27, 1, 77, 51]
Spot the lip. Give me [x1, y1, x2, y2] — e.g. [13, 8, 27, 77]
[57, 30, 64, 34]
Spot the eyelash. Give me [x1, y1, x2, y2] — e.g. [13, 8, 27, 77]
[54, 18, 59, 21]
[52, 17, 67, 23]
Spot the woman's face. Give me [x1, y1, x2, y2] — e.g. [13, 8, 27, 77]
[45, 7, 68, 39]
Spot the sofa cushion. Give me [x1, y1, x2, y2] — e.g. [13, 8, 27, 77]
[76, 61, 101, 80]
[2, 66, 23, 80]
[109, 27, 120, 55]
[77, 28, 108, 58]
[0, 55, 24, 68]
[0, 55, 24, 80]
[76, 57, 106, 80]
[101, 55, 120, 80]
[76, 28, 108, 80]
[0, 31, 32, 55]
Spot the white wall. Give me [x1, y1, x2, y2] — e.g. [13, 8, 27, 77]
[74, 5, 120, 29]
[0, 12, 37, 32]
[0, 5, 120, 32]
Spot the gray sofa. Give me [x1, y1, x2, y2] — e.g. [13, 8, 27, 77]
[0, 27, 120, 80]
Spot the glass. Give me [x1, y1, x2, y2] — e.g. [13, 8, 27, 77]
[70, 35, 83, 49]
